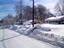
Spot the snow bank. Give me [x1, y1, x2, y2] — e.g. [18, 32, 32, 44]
[23, 20, 32, 25]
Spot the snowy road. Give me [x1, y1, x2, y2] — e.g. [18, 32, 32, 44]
[0, 29, 60, 48]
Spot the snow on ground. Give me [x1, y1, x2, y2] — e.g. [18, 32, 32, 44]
[0, 29, 20, 41]
[0, 42, 4, 48]
[0, 29, 60, 48]
[40, 23, 64, 36]
[3, 23, 64, 48]
[23, 20, 32, 25]
[4, 35, 60, 48]
[1, 20, 64, 48]
[0, 29, 4, 41]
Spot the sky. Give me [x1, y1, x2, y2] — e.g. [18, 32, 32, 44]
[0, 0, 58, 19]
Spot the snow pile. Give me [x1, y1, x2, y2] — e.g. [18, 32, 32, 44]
[35, 25, 51, 31]
[9, 24, 33, 35]
[9, 24, 51, 35]
[23, 20, 32, 25]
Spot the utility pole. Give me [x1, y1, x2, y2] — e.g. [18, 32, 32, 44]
[32, 0, 34, 27]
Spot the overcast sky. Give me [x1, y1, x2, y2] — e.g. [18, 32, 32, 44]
[0, 0, 58, 19]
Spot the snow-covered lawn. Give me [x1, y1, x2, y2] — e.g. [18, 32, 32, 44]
[40, 23, 64, 36]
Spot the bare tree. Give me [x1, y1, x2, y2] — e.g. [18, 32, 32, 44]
[55, 0, 64, 15]
[23, 6, 32, 20]
[2, 14, 16, 25]
[15, 0, 24, 24]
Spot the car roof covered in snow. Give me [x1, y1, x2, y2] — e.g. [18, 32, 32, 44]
[45, 16, 64, 21]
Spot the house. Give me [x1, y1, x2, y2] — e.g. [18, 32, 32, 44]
[45, 16, 64, 24]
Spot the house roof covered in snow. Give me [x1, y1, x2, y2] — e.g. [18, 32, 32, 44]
[45, 16, 64, 21]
